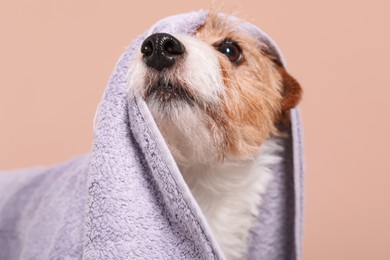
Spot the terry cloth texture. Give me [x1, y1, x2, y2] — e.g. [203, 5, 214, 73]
[0, 10, 304, 260]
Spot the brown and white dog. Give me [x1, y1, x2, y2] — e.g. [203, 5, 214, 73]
[128, 13, 301, 260]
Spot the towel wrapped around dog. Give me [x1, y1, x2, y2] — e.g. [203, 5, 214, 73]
[0, 11, 304, 260]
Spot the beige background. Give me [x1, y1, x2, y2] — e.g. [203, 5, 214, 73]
[1, 0, 389, 259]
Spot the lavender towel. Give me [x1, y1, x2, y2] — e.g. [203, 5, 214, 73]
[0, 11, 304, 260]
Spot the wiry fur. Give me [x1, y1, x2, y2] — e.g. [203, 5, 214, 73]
[128, 34, 226, 164]
[127, 12, 301, 260]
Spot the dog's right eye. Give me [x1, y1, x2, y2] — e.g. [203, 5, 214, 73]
[217, 40, 243, 64]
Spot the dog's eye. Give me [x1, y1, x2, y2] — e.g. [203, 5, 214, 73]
[217, 40, 243, 64]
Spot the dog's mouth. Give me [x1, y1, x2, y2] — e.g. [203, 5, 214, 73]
[145, 80, 195, 105]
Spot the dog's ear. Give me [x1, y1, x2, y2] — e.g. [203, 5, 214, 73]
[259, 47, 302, 111]
[277, 66, 302, 112]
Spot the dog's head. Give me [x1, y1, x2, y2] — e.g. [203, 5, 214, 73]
[128, 13, 301, 166]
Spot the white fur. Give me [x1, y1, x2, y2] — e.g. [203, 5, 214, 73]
[147, 103, 224, 164]
[179, 139, 283, 260]
[174, 35, 225, 105]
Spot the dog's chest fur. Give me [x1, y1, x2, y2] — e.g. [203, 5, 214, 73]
[179, 138, 283, 260]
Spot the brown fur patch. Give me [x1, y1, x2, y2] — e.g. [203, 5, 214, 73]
[196, 13, 291, 159]
[277, 66, 302, 112]
[143, 12, 302, 162]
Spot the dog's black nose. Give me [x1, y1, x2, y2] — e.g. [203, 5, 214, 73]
[140, 33, 185, 71]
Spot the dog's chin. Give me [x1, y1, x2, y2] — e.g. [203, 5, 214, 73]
[145, 85, 222, 165]
[145, 81, 195, 108]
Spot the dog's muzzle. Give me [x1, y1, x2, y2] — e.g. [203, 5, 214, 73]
[141, 33, 185, 71]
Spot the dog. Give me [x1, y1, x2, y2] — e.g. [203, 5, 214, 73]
[128, 12, 302, 260]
